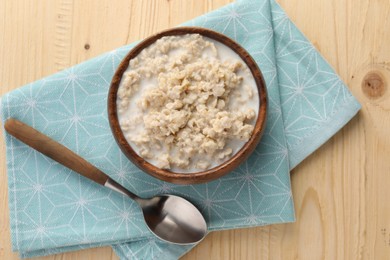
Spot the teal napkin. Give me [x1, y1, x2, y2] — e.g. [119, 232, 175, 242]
[0, 0, 360, 259]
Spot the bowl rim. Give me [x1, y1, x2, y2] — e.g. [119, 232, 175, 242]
[108, 26, 268, 184]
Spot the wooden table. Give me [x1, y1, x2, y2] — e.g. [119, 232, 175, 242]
[1, 0, 389, 259]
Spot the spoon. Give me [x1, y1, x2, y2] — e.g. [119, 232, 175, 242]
[4, 118, 207, 244]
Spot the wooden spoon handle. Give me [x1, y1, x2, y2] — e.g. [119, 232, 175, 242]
[4, 118, 109, 185]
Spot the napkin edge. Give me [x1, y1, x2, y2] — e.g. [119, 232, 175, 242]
[0, 95, 20, 254]
[289, 95, 361, 169]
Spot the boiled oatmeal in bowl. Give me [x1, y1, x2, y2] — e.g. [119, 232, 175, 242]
[108, 27, 267, 184]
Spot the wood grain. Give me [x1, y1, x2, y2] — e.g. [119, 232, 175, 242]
[1, 0, 389, 259]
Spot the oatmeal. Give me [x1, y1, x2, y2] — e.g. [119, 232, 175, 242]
[117, 34, 259, 172]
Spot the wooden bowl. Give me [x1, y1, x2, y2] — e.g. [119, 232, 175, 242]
[108, 27, 267, 185]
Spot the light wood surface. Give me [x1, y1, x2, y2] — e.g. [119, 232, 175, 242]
[0, 0, 389, 259]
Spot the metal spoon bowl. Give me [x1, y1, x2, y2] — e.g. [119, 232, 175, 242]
[105, 178, 207, 244]
[4, 118, 207, 244]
